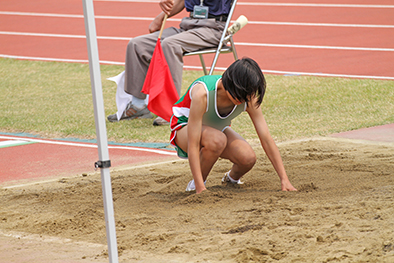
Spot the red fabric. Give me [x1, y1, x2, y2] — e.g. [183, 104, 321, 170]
[142, 39, 179, 122]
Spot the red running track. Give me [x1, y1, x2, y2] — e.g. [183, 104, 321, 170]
[0, 134, 178, 186]
[1, 0, 394, 79]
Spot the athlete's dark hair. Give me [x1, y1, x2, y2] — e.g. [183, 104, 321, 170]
[222, 57, 266, 106]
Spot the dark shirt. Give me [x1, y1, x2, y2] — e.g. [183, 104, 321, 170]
[184, 0, 232, 16]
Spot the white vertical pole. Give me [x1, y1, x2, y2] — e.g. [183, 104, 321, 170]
[82, 0, 119, 262]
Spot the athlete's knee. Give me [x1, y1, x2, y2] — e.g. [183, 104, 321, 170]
[238, 150, 256, 169]
[205, 132, 227, 155]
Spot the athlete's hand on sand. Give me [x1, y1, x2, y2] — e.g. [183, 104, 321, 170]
[281, 180, 297, 191]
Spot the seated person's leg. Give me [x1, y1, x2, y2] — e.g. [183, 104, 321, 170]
[107, 27, 181, 122]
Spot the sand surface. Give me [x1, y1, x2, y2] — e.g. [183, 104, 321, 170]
[1, 138, 393, 262]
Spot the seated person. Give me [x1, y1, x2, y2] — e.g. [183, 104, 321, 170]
[107, 0, 232, 126]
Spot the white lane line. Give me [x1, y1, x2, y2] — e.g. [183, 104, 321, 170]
[2, 32, 393, 52]
[237, 2, 394, 8]
[1, 11, 393, 28]
[93, 0, 394, 8]
[2, 54, 394, 80]
[236, 42, 394, 52]
[0, 11, 84, 18]
[0, 11, 171, 21]
[0, 31, 131, 40]
[0, 135, 176, 156]
[186, 64, 394, 80]
[247, 20, 394, 28]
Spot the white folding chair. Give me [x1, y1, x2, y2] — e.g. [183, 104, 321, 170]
[183, 0, 240, 75]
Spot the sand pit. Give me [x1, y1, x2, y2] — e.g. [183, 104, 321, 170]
[1, 138, 393, 262]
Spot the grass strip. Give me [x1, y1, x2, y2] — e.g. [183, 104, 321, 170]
[1, 58, 393, 143]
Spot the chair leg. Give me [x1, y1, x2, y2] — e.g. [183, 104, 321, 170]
[230, 38, 238, 60]
[209, 49, 222, 75]
[199, 54, 208, 75]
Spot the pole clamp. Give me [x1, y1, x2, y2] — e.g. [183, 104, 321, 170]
[94, 160, 111, 170]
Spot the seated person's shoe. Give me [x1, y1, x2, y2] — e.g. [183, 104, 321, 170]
[153, 116, 170, 126]
[107, 113, 120, 122]
[107, 102, 152, 122]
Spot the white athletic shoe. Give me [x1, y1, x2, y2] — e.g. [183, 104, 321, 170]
[185, 179, 206, 191]
[222, 171, 244, 185]
[185, 180, 196, 191]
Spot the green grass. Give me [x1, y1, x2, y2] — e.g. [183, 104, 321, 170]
[1, 58, 393, 143]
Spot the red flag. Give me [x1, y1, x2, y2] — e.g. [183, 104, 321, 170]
[142, 39, 179, 122]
